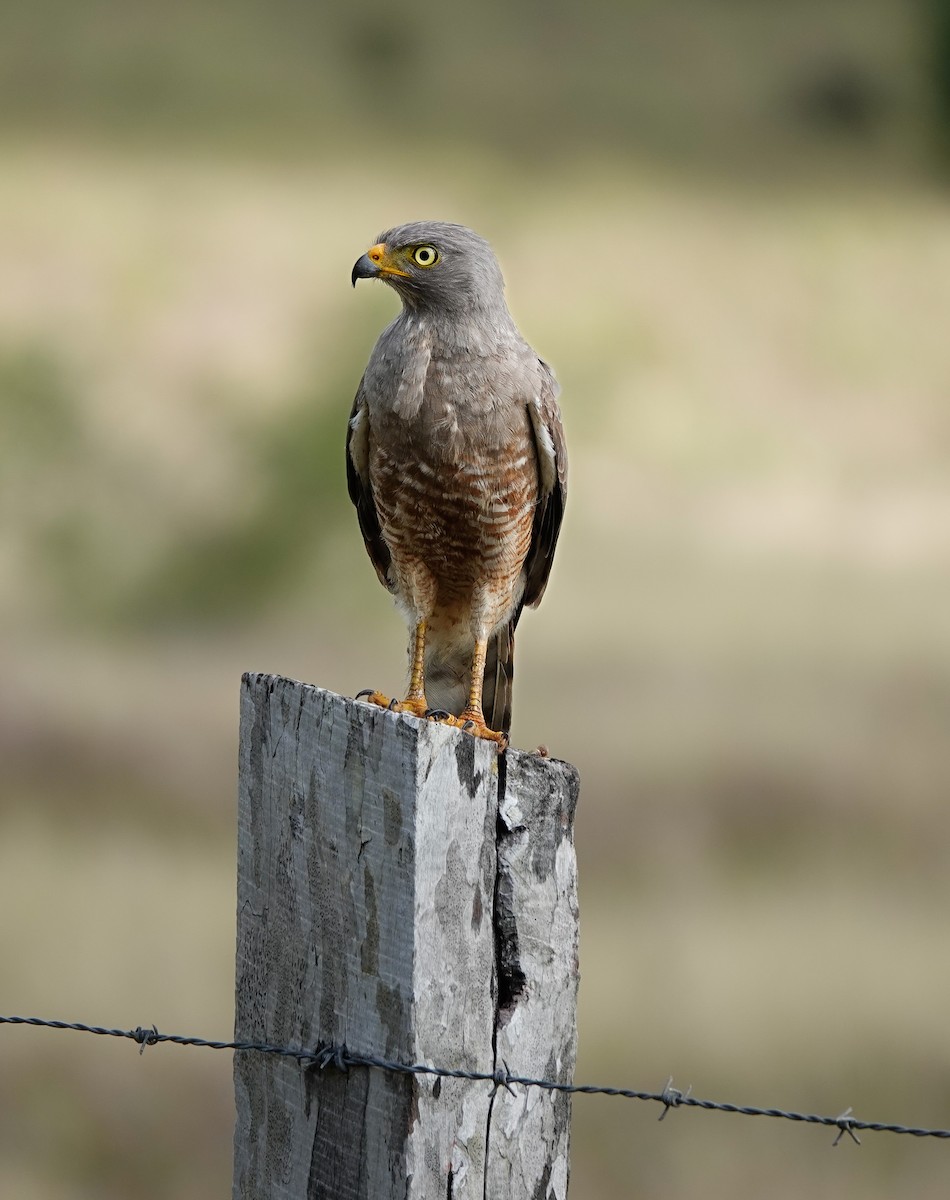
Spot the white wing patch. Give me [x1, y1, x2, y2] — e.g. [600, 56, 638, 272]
[348, 400, 370, 481]
[527, 394, 558, 495]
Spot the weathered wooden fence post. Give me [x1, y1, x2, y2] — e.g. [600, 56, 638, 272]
[232, 672, 579, 1199]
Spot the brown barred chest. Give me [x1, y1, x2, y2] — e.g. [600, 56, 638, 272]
[370, 438, 537, 598]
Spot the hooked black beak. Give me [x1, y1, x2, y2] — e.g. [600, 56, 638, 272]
[351, 254, 379, 287]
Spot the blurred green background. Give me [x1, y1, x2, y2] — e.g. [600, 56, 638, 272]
[2, 1, 950, 1196]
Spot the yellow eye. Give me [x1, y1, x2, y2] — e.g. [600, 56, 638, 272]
[411, 245, 439, 268]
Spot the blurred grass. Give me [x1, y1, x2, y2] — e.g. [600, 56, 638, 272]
[0, 0, 937, 179]
[117, 349, 361, 625]
[2, 2, 950, 1197]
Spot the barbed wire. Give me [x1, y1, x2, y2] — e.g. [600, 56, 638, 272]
[3, 1014, 949, 1146]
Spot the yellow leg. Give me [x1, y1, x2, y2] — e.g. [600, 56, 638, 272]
[355, 620, 429, 718]
[453, 636, 508, 749]
[400, 620, 429, 716]
[462, 635, 488, 723]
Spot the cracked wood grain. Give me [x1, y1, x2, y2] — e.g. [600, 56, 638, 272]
[233, 673, 578, 1199]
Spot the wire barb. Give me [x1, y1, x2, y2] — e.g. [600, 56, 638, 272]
[313, 1042, 349, 1074]
[132, 1024, 160, 1055]
[658, 1076, 691, 1121]
[833, 1106, 861, 1147]
[491, 1060, 516, 1098]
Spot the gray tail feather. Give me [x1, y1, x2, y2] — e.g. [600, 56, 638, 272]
[483, 623, 515, 735]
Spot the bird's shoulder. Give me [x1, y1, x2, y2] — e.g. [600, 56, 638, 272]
[360, 315, 544, 418]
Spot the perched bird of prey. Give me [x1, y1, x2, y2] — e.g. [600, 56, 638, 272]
[347, 222, 567, 747]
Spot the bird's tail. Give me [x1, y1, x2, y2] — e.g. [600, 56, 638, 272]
[482, 623, 515, 735]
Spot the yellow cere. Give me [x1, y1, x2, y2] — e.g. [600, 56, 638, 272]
[367, 242, 410, 279]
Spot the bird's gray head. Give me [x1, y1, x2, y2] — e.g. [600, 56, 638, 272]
[351, 221, 507, 319]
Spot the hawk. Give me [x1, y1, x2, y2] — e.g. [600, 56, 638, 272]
[347, 222, 567, 748]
